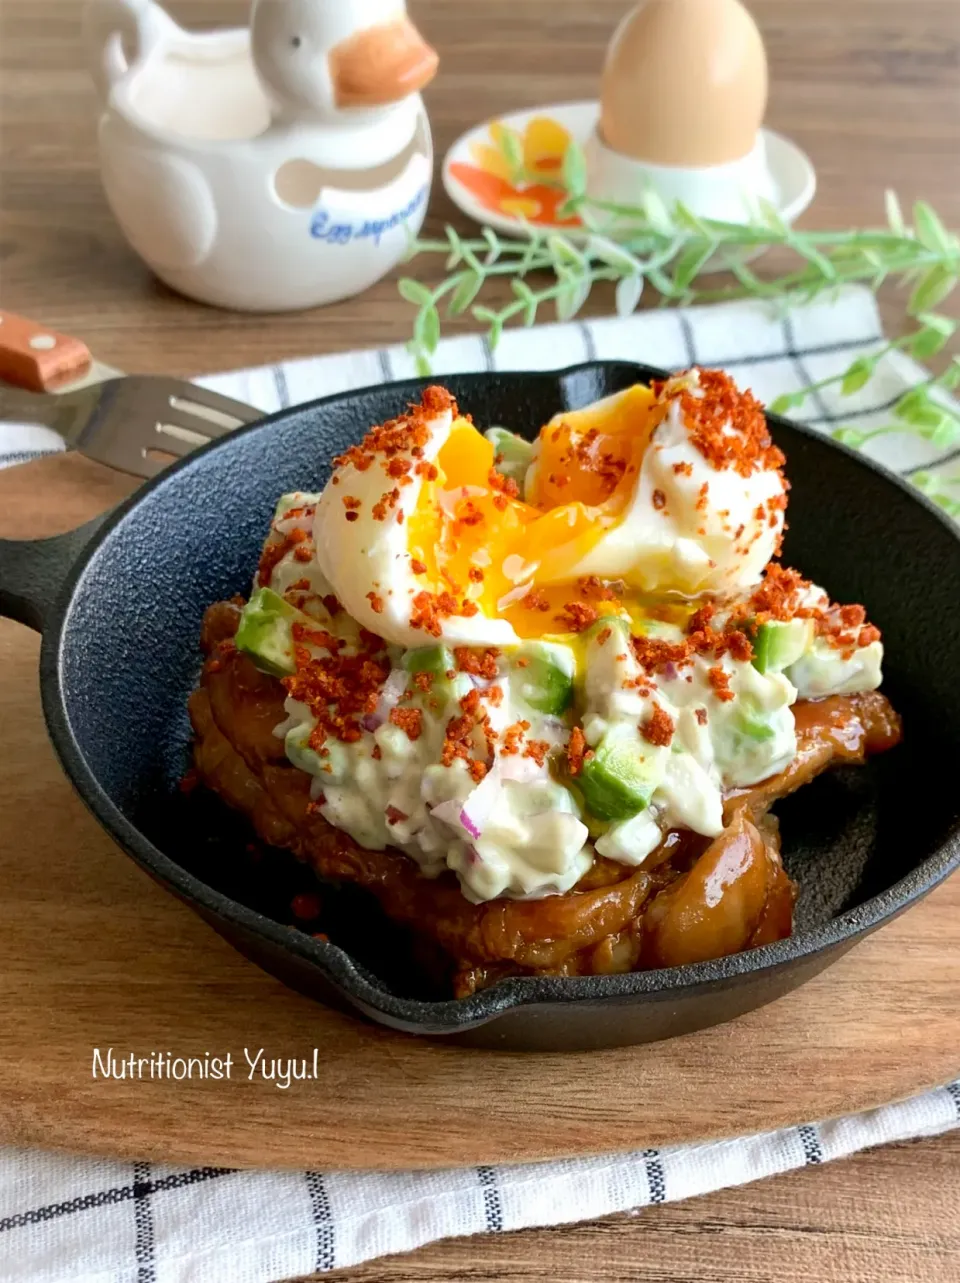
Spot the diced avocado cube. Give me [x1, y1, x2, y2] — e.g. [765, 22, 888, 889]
[285, 725, 348, 780]
[402, 645, 454, 676]
[733, 701, 777, 743]
[512, 642, 575, 715]
[484, 427, 534, 490]
[751, 619, 814, 674]
[578, 732, 658, 821]
[235, 587, 300, 677]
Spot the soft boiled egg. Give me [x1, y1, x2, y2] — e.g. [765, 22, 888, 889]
[313, 372, 787, 649]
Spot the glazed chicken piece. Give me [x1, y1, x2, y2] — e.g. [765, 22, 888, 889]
[188, 602, 902, 996]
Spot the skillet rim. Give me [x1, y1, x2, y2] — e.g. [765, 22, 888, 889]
[38, 360, 960, 1032]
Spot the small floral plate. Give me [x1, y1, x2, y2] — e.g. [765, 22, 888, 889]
[441, 100, 816, 256]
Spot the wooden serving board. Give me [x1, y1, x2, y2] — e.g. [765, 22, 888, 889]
[0, 457, 958, 1173]
[0, 610, 958, 1172]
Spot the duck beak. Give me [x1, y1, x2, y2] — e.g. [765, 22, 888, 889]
[330, 17, 439, 109]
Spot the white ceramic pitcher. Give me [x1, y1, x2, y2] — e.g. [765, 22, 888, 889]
[83, 0, 437, 312]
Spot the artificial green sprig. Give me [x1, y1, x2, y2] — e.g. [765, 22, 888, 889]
[400, 140, 960, 460]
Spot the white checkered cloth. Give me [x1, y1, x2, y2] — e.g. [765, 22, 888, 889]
[1, 285, 958, 1282]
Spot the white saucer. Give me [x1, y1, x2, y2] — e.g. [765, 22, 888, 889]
[442, 100, 817, 265]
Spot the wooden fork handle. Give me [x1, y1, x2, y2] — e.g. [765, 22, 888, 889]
[0, 311, 93, 393]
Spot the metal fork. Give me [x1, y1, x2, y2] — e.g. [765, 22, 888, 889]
[0, 311, 261, 479]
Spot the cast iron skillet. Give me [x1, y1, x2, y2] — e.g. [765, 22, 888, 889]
[2, 362, 959, 1051]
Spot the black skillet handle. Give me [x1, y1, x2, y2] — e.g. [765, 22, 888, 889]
[0, 516, 108, 633]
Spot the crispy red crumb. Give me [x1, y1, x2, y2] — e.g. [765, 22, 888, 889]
[521, 588, 551, 612]
[524, 739, 550, 766]
[469, 760, 488, 782]
[695, 707, 708, 725]
[385, 806, 408, 825]
[345, 511, 359, 523]
[673, 461, 693, 476]
[640, 704, 675, 746]
[577, 575, 618, 602]
[707, 665, 734, 702]
[322, 594, 341, 616]
[652, 488, 667, 510]
[556, 602, 599, 632]
[455, 646, 500, 678]
[500, 720, 531, 756]
[366, 592, 384, 614]
[410, 558, 428, 575]
[596, 626, 612, 646]
[468, 566, 485, 583]
[566, 726, 587, 776]
[342, 496, 362, 510]
[653, 369, 786, 480]
[371, 744, 382, 760]
[389, 707, 423, 741]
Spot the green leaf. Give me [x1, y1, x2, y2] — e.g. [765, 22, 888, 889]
[931, 413, 960, 449]
[840, 356, 878, 396]
[615, 274, 644, 316]
[832, 427, 868, 449]
[905, 324, 954, 360]
[449, 271, 483, 315]
[908, 265, 958, 314]
[473, 305, 504, 350]
[414, 351, 433, 378]
[586, 235, 642, 274]
[913, 201, 954, 253]
[511, 278, 539, 326]
[482, 227, 502, 263]
[672, 239, 715, 290]
[770, 391, 808, 414]
[938, 357, 960, 390]
[561, 142, 588, 200]
[547, 234, 586, 270]
[555, 277, 591, 322]
[414, 304, 441, 354]
[444, 227, 464, 270]
[893, 386, 933, 421]
[397, 277, 434, 306]
[672, 202, 713, 237]
[885, 190, 905, 235]
[641, 187, 674, 235]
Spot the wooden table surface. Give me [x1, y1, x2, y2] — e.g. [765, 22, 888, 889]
[1, 1, 959, 1280]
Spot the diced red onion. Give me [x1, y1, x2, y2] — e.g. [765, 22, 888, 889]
[366, 668, 411, 730]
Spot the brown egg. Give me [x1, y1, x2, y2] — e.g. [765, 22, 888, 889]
[599, 0, 768, 167]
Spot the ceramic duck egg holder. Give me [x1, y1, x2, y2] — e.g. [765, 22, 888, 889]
[82, 0, 438, 312]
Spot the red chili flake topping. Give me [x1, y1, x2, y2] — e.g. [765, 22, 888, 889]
[521, 588, 551, 612]
[487, 468, 520, 500]
[707, 665, 734, 702]
[566, 726, 588, 776]
[577, 575, 618, 602]
[556, 602, 599, 632]
[366, 592, 384, 614]
[640, 704, 675, 747]
[454, 646, 501, 679]
[500, 720, 531, 757]
[695, 707, 708, 726]
[283, 632, 390, 746]
[652, 368, 786, 479]
[385, 806, 409, 826]
[410, 558, 428, 575]
[652, 488, 667, 510]
[389, 707, 423, 741]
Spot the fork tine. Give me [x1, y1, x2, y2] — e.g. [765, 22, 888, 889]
[162, 380, 261, 426]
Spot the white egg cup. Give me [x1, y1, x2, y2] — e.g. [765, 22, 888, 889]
[82, 0, 436, 313]
[584, 127, 779, 224]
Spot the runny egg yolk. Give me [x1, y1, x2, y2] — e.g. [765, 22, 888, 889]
[405, 386, 662, 639]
